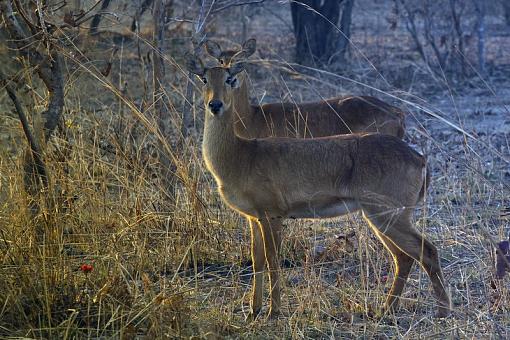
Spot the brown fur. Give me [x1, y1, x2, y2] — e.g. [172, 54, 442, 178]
[205, 40, 406, 139]
[187, 56, 451, 319]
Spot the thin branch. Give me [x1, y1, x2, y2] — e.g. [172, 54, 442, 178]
[13, 0, 39, 33]
[211, 0, 265, 14]
[89, 0, 112, 34]
[1, 75, 48, 188]
[181, 0, 214, 137]
[73, 0, 103, 23]
[1, 1, 65, 142]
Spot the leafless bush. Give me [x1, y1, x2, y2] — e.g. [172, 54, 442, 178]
[395, 0, 487, 80]
[1, 1, 65, 227]
[0, 0, 508, 338]
[501, 0, 510, 26]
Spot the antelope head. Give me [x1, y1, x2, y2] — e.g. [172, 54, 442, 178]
[205, 38, 256, 66]
[185, 53, 246, 117]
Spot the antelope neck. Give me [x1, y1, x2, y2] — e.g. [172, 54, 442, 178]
[233, 71, 253, 119]
[202, 105, 250, 185]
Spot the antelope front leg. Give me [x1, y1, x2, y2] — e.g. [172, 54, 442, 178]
[257, 216, 282, 318]
[248, 218, 264, 318]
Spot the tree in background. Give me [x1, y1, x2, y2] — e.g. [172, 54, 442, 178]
[290, 0, 355, 66]
[1, 1, 65, 228]
[501, 0, 510, 26]
[396, 0, 489, 80]
[90, 0, 112, 34]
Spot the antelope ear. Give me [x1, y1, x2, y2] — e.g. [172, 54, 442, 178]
[229, 62, 245, 76]
[205, 40, 222, 59]
[242, 38, 256, 57]
[230, 50, 247, 64]
[185, 53, 205, 76]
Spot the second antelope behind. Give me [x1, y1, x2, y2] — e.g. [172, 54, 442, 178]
[186, 53, 451, 319]
[204, 39, 406, 139]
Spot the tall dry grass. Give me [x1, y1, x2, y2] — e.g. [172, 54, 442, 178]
[1, 7, 510, 339]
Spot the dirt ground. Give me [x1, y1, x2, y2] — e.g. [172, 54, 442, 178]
[0, 0, 509, 338]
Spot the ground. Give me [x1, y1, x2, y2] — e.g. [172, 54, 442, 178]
[0, 0, 509, 338]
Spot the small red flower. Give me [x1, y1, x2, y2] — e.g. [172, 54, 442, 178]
[80, 264, 93, 274]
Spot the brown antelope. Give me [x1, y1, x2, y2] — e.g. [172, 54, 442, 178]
[204, 39, 406, 139]
[185, 54, 451, 319]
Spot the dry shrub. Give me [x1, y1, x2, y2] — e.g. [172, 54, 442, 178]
[0, 0, 509, 338]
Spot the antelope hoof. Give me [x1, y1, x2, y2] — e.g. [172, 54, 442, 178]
[373, 307, 397, 324]
[436, 305, 451, 318]
[381, 301, 398, 316]
[267, 308, 281, 320]
[246, 308, 261, 322]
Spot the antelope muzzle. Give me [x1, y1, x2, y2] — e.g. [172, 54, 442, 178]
[208, 99, 223, 115]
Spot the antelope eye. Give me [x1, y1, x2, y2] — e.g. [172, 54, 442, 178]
[226, 76, 237, 87]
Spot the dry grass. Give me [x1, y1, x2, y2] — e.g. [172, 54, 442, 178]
[1, 1, 510, 338]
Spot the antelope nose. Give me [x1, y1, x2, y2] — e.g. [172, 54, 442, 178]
[208, 100, 223, 114]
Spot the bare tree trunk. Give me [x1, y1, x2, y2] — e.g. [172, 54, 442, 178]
[90, 0, 111, 35]
[337, 0, 354, 64]
[398, 0, 458, 78]
[72, 0, 82, 12]
[398, 0, 429, 66]
[153, 0, 170, 125]
[1, 1, 64, 162]
[132, 0, 154, 31]
[290, 0, 354, 66]
[241, 5, 248, 43]
[153, 0, 176, 199]
[1, 1, 65, 235]
[449, 0, 466, 76]
[2, 77, 48, 191]
[473, 0, 486, 74]
[181, 78, 195, 138]
[181, 0, 211, 138]
[502, 0, 510, 26]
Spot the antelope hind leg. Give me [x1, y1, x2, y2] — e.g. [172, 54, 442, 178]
[372, 229, 415, 314]
[362, 206, 451, 317]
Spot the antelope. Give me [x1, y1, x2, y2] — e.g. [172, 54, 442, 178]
[185, 54, 451, 319]
[204, 39, 406, 139]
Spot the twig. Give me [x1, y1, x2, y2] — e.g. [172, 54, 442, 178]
[211, 0, 265, 14]
[73, 0, 103, 23]
[2, 1, 65, 142]
[181, 0, 214, 138]
[1, 75, 48, 188]
[89, 0, 112, 34]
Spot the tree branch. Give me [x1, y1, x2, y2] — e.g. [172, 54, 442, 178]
[211, 0, 265, 14]
[1, 1, 65, 142]
[1, 74, 49, 188]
